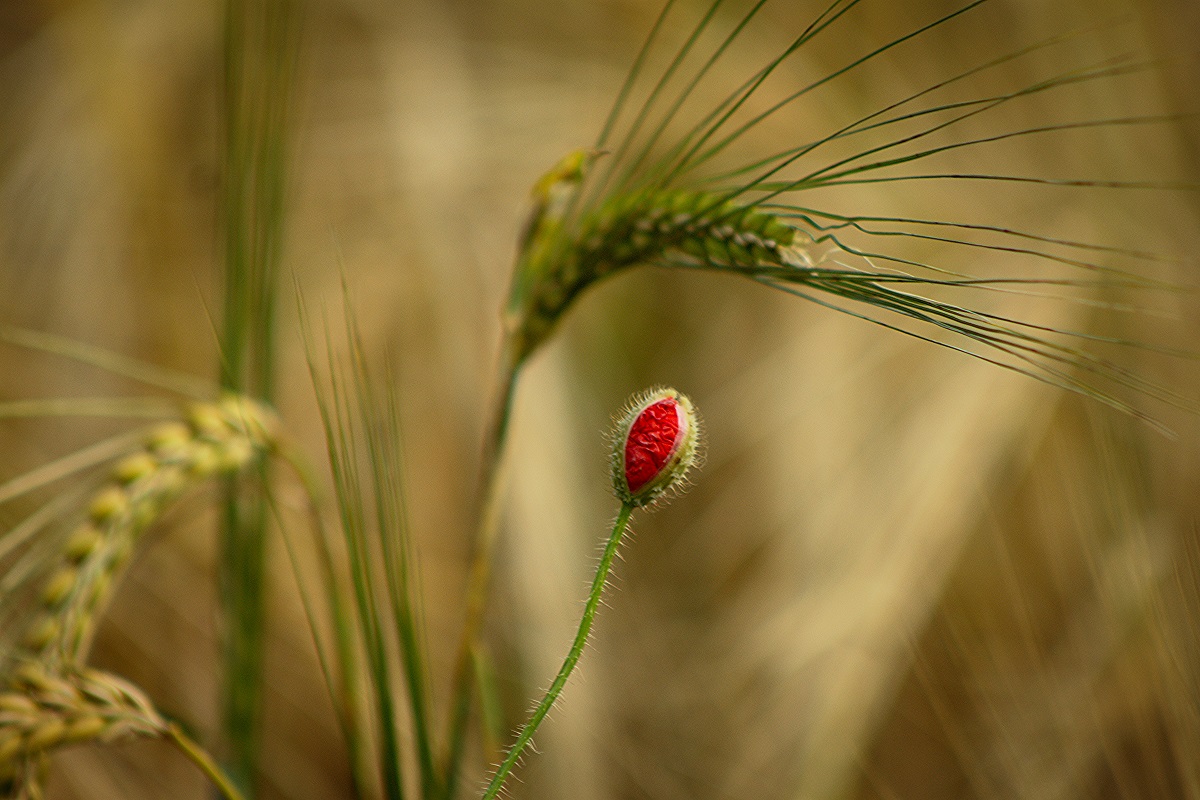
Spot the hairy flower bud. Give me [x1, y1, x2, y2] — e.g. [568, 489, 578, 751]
[611, 387, 700, 507]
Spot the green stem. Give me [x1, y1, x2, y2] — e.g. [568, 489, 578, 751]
[217, 0, 297, 790]
[480, 502, 635, 800]
[274, 442, 372, 799]
[440, 343, 521, 799]
[219, 471, 269, 794]
[167, 723, 249, 800]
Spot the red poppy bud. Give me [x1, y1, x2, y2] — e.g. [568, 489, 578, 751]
[611, 387, 700, 507]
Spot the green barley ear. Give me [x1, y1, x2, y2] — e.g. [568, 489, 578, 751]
[506, 180, 800, 367]
[506, 147, 605, 364]
[501, 0, 1197, 429]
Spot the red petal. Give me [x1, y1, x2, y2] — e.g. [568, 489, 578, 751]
[624, 397, 681, 493]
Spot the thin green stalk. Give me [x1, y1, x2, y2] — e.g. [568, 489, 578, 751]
[343, 306, 439, 799]
[480, 503, 635, 800]
[317, 344, 407, 800]
[217, 0, 299, 791]
[274, 440, 372, 799]
[440, 343, 521, 800]
[167, 723, 249, 800]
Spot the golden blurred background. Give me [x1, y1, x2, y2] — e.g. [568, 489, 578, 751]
[1, 0, 1198, 797]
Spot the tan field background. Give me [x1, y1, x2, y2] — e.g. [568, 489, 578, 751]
[1, 0, 1198, 798]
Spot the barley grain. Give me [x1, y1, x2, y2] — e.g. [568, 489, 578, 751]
[510, 186, 800, 362]
[9, 395, 279, 670]
[0, 663, 167, 779]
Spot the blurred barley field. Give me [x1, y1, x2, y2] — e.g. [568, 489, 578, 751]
[1, 0, 1199, 798]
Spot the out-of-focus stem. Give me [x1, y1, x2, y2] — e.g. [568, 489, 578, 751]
[217, 0, 298, 788]
[440, 337, 522, 800]
[168, 723, 249, 800]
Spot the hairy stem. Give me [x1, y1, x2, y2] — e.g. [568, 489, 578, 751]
[480, 502, 634, 800]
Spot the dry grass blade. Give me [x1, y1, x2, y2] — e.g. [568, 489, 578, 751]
[0, 329, 214, 401]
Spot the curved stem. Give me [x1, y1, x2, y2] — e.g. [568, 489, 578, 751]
[167, 723, 248, 800]
[480, 502, 635, 800]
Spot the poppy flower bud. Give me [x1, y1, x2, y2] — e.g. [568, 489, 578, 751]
[611, 387, 701, 508]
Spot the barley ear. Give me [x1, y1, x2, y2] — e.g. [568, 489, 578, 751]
[16, 394, 279, 669]
[507, 184, 800, 366]
[0, 663, 167, 783]
[0, 663, 247, 800]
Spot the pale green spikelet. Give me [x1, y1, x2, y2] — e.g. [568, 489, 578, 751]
[12, 394, 279, 669]
[507, 185, 801, 363]
[0, 663, 167, 789]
